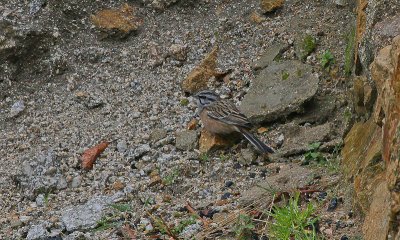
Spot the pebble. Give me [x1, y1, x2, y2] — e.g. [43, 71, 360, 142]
[57, 177, 68, 190]
[224, 181, 234, 188]
[117, 140, 128, 153]
[10, 100, 25, 117]
[221, 192, 231, 200]
[71, 176, 82, 188]
[327, 197, 338, 211]
[36, 194, 45, 207]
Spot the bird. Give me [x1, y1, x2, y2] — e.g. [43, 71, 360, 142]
[194, 90, 275, 154]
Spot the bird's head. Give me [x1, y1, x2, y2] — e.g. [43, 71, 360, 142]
[194, 90, 220, 109]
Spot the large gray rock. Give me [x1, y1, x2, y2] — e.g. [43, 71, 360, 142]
[240, 60, 319, 123]
[61, 195, 114, 232]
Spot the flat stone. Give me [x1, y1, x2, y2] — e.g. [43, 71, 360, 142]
[175, 130, 198, 151]
[61, 195, 114, 232]
[27, 223, 49, 240]
[251, 42, 287, 72]
[240, 60, 319, 124]
[278, 122, 333, 156]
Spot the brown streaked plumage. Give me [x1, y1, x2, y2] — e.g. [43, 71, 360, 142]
[194, 90, 274, 154]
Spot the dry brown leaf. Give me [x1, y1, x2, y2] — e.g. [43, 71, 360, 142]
[81, 141, 109, 170]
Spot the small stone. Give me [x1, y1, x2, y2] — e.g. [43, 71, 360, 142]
[221, 192, 231, 200]
[71, 176, 82, 188]
[133, 144, 151, 159]
[233, 163, 242, 169]
[45, 166, 57, 176]
[112, 180, 125, 191]
[335, 0, 347, 6]
[131, 111, 141, 118]
[10, 100, 25, 117]
[117, 140, 128, 153]
[323, 228, 333, 235]
[327, 197, 338, 211]
[175, 130, 198, 151]
[20, 215, 32, 223]
[168, 44, 188, 61]
[36, 194, 45, 207]
[27, 223, 49, 240]
[10, 219, 23, 228]
[318, 191, 327, 200]
[225, 181, 234, 188]
[150, 128, 168, 142]
[22, 161, 34, 176]
[157, 153, 173, 163]
[239, 148, 257, 165]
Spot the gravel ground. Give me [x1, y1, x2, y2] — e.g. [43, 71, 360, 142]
[0, 0, 361, 239]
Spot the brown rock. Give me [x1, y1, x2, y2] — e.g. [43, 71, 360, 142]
[149, 171, 162, 187]
[187, 119, 198, 130]
[112, 180, 125, 191]
[260, 0, 284, 13]
[343, 35, 400, 239]
[181, 46, 219, 94]
[91, 4, 143, 39]
[199, 129, 237, 153]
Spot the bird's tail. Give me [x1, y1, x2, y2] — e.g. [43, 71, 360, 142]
[239, 128, 275, 154]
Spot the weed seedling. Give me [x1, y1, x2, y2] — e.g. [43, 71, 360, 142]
[199, 153, 209, 162]
[281, 70, 290, 80]
[320, 50, 335, 70]
[163, 168, 180, 186]
[303, 142, 325, 164]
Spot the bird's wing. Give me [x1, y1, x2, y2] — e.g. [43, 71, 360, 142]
[206, 100, 253, 129]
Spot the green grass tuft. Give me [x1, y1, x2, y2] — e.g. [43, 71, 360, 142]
[268, 192, 319, 240]
[301, 35, 317, 60]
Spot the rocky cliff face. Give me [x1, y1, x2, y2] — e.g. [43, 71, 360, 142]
[342, 0, 400, 238]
